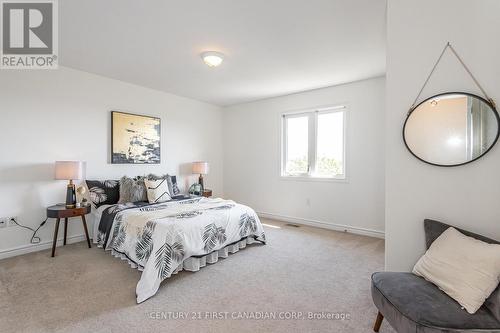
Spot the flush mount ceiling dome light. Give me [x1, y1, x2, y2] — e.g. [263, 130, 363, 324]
[201, 51, 224, 67]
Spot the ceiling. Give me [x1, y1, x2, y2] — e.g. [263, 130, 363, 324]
[59, 0, 386, 106]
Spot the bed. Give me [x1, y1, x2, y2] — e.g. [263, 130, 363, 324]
[91, 196, 266, 303]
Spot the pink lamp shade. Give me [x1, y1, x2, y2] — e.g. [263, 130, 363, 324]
[192, 161, 209, 175]
[54, 161, 82, 180]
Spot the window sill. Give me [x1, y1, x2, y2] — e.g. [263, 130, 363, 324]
[279, 176, 348, 183]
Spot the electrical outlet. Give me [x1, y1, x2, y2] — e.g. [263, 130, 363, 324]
[0, 218, 7, 228]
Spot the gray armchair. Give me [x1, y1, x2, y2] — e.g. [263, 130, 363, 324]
[371, 219, 500, 333]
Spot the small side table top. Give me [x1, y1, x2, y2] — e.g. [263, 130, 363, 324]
[47, 204, 91, 218]
[47, 204, 92, 257]
[202, 189, 213, 198]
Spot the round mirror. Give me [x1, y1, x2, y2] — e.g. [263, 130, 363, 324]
[403, 92, 500, 166]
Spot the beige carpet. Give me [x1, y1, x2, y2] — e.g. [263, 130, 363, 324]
[0, 218, 394, 333]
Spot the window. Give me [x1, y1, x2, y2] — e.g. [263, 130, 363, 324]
[281, 106, 346, 179]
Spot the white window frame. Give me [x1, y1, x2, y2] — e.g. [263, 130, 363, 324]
[280, 105, 347, 182]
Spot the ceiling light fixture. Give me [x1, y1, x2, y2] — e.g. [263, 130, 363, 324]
[201, 51, 224, 67]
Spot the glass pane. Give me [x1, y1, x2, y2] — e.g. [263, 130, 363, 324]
[285, 116, 309, 175]
[316, 112, 344, 176]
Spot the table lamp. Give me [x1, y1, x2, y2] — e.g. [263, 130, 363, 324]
[55, 161, 82, 208]
[192, 161, 209, 191]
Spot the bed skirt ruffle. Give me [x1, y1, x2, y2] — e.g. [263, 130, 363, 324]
[110, 236, 263, 274]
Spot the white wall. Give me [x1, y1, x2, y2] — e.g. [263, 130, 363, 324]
[223, 77, 386, 236]
[0, 67, 223, 256]
[386, 0, 500, 270]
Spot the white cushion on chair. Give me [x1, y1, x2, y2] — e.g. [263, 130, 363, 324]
[413, 227, 500, 314]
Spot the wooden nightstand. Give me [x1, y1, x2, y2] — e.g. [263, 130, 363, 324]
[202, 189, 212, 198]
[47, 204, 91, 257]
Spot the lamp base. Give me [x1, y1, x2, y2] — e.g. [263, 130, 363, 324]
[198, 174, 204, 191]
[65, 181, 76, 209]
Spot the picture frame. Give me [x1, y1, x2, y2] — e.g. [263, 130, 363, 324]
[111, 111, 161, 164]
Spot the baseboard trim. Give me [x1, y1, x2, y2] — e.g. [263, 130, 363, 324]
[257, 211, 385, 239]
[1, 214, 384, 259]
[0, 234, 89, 260]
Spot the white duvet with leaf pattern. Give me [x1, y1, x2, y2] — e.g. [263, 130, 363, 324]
[99, 197, 266, 303]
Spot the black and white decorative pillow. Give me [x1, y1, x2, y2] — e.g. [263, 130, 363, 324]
[167, 175, 180, 196]
[144, 179, 172, 203]
[85, 180, 120, 208]
[147, 173, 180, 197]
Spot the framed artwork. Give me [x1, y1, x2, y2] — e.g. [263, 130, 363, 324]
[111, 111, 161, 164]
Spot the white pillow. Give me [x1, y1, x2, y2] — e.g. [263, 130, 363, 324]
[413, 227, 500, 314]
[144, 179, 171, 204]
